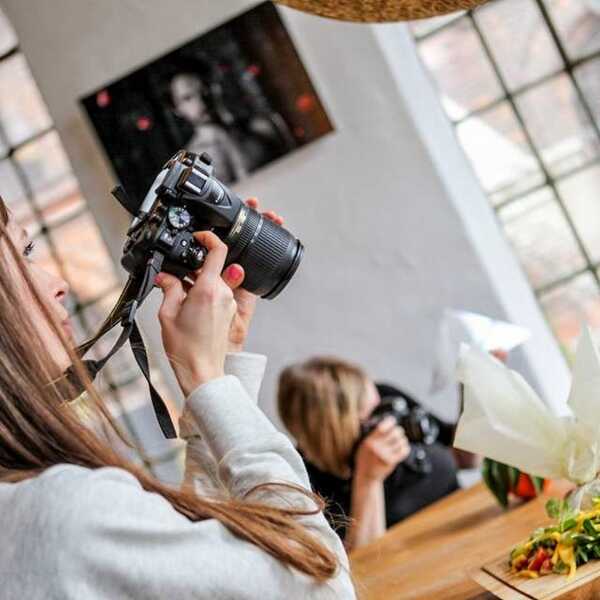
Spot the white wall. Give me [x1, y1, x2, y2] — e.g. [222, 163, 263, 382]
[2, 0, 570, 429]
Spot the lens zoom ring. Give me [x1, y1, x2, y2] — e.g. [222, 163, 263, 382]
[240, 219, 296, 296]
[228, 208, 261, 262]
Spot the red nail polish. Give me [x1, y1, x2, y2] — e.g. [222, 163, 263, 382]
[227, 265, 243, 280]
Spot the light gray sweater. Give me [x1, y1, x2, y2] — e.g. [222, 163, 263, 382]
[0, 353, 355, 599]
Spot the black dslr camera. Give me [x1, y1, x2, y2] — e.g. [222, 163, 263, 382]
[71, 150, 305, 440]
[119, 150, 304, 299]
[358, 392, 440, 475]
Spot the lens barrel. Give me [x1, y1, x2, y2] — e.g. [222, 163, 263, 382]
[226, 206, 304, 299]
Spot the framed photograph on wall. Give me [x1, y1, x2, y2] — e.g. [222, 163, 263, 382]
[81, 1, 333, 202]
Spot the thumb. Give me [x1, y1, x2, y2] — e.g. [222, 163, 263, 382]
[155, 272, 185, 321]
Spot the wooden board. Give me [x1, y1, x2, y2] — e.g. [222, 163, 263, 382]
[472, 549, 600, 599]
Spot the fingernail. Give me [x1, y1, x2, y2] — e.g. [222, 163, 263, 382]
[226, 265, 243, 280]
[154, 274, 163, 285]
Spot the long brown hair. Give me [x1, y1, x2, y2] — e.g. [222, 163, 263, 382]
[0, 198, 338, 581]
[278, 357, 368, 479]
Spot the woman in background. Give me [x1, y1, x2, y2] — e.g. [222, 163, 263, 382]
[278, 357, 459, 550]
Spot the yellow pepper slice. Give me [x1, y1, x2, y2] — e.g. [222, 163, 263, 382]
[558, 546, 576, 578]
[517, 570, 540, 579]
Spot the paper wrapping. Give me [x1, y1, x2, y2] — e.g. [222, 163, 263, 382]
[454, 327, 600, 486]
[431, 309, 530, 394]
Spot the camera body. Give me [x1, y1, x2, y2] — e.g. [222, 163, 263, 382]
[363, 396, 440, 446]
[358, 395, 440, 475]
[120, 150, 304, 299]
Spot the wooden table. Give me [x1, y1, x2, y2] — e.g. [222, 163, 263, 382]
[350, 481, 573, 600]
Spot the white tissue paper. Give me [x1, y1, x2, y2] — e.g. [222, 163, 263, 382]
[430, 309, 531, 394]
[454, 326, 600, 489]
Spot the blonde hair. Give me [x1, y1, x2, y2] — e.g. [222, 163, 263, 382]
[278, 357, 368, 479]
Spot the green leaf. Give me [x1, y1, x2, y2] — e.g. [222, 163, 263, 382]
[573, 534, 595, 544]
[491, 460, 509, 508]
[482, 458, 509, 508]
[583, 519, 598, 537]
[508, 466, 520, 490]
[561, 517, 577, 533]
[576, 546, 589, 565]
[546, 498, 562, 519]
[546, 498, 578, 532]
[532, 476, 544, 495]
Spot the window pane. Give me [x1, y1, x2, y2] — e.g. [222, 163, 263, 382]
[499, 187, 586, 288]
[0, 158, 35, 227]
[13, 131, 84, 224]
[560, 164, 600, 262]
[0, 7, 17, 56]
[515, 74, 600, 176]
[48, 212, 118, 303]
[418, 19, 503, 120]
[409, 12, 466, 38]
[544, 0, 600, 60]
[456, 102, 545, 204]
[474, 0, 563, 91]
[576, 57, 600, 130]
[0, 53, 52, 147]
[539, 272, 600, 360]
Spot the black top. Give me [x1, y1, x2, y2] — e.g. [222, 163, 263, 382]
[304, 443, 459, 540]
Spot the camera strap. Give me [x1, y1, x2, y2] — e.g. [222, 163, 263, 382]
[64, 251, 177, 439]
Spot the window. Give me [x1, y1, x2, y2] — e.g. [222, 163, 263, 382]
[0, 8, 181, 480]
[412, 0, 600, 358]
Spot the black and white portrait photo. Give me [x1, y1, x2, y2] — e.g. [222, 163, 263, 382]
[81, 1, 333, 201]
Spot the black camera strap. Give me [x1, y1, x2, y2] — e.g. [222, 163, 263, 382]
[64, 250, 177, 439]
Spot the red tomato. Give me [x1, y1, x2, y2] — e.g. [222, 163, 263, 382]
[528, 548, 549, 572]
[514, 473, 538, 499]
[540, 559, 553, 575]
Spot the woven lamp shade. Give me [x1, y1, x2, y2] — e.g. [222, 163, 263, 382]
[274, 0, 487, 22]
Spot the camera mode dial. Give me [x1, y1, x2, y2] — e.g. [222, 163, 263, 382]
[168, 206, 192, 230]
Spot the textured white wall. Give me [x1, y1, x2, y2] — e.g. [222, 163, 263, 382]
[2, 0, 570, 430]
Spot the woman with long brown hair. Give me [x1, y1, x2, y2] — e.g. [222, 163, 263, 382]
[0, 195, 354, 599]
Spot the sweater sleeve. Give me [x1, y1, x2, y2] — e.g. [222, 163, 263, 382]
[179, 352, 267, 496]
[31, 367, 355, 599]
[180, 374, 353, 593]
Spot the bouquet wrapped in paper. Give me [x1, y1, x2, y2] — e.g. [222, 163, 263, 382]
[455, 327, 600, 578]
[455, 326, 600, 490]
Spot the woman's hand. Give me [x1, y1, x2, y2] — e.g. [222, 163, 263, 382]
[155, 231, 237, 397]
[226, 197, 284, 353]
[154, 198, 284, 393]
[354, 417, 411, 483]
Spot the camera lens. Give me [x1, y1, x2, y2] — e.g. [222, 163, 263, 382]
[225, 206, 304, 299]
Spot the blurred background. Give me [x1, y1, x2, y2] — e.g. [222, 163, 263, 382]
[0, 0, 598, 483]
[412, 0, 600, 358]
